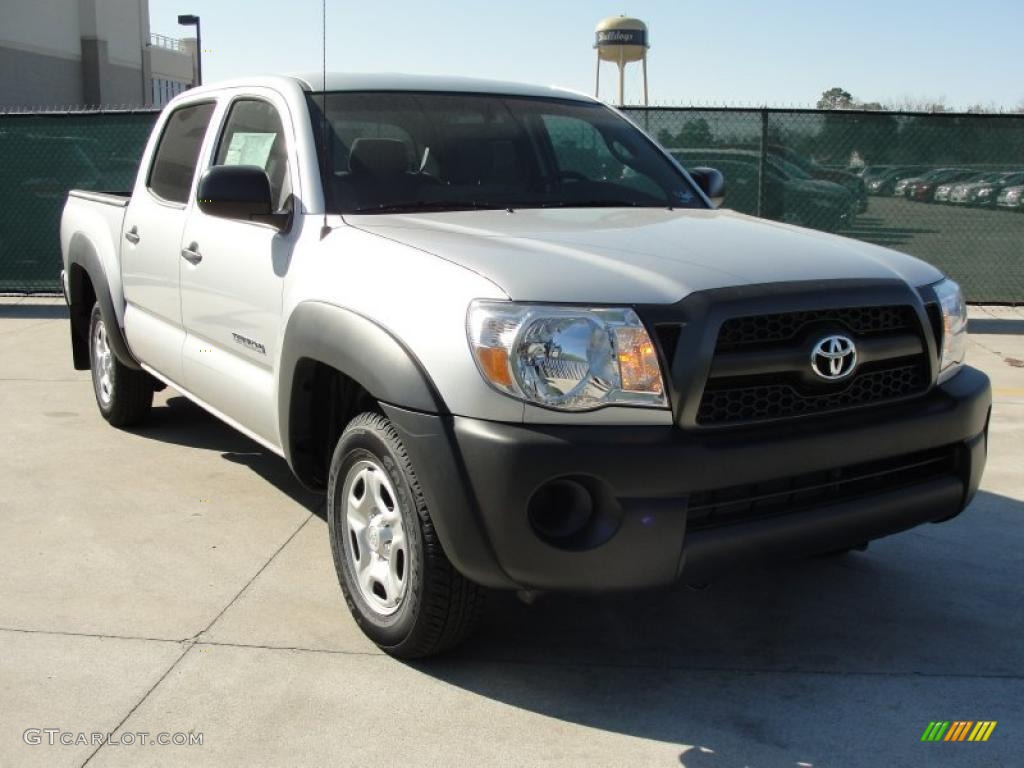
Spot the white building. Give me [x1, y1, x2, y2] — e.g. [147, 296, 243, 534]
[0, 0, 197, 109]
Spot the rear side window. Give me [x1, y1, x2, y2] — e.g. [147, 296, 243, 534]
[213, 99, 291, 211]
[147, 102, 215, 204]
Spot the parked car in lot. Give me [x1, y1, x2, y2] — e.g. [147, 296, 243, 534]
[936, 171, 994, 204]
[867, 166, 927, 196]
[856, 165, 891, 181]
[669, 148, 855, 232]
[908, 169, 977, 202]
[59, 73, 990, 658]
[997, 185, 1024, 210]
[954, 171, 1024, 206]
[948, 172, 1008, 204]
[933, 180, 959, 203]
[771, 146, 868, 213]
[729, 144, 867, 213]
[893, 173, 925, 197]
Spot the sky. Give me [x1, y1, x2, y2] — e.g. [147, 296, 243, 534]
[149, 0, 1024, 110]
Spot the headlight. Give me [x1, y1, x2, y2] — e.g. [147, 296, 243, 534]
[467, 301, 667, 411]
[977, 188, 992, 197]
[933, 278, 967, 383]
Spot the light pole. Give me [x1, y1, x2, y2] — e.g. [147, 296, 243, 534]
[177, 14, 202, 86]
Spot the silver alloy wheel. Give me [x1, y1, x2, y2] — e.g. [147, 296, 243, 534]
[342, 459, 409, 616]
[92, 317, 114, 407]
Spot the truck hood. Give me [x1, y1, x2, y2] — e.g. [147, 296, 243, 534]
[347, 207, 943, 304]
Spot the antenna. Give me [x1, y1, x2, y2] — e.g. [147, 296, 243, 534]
[320, 0, 330, 238]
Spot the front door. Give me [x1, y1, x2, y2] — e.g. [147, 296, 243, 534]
[179, 94, 299, 447]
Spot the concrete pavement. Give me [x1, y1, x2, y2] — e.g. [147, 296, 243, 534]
[1, 298, 1022, 768]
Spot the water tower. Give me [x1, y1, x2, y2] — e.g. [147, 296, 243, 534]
[594, 15, 650, 106]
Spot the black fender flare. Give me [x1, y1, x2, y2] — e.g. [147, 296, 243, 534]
[278, 303, 516, 588]
[66, 233, 141, 370]
[278, 301, 445, 469]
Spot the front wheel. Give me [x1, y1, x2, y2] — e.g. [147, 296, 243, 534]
[88, 303, 153, 427]
[327, 412, 485, 658]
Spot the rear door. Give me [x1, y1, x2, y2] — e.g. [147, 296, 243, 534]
[122, 100, 216, 382]
[179, 91, 300, 447]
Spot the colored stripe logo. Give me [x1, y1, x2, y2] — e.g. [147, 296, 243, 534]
[921, 721, 997, 742]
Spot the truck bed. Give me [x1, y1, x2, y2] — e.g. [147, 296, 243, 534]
[67, 189, 131, 207]
[60, 189, 131, 315]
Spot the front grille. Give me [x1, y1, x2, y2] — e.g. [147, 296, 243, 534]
[697, 305, 930, 426]
[687, 445, 957, 531]
[716, 305, 914, 349]
[698, 364, 928, 424]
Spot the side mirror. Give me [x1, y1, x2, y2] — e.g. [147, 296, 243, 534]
[197, 165, 287, 229]
[690, 167, 726, 208]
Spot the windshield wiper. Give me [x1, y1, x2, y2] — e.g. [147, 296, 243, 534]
[348, 201, 511, 214]
[527, 200, 666, 209]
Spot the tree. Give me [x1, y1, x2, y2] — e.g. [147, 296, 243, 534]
[656, 128, 676, 148]
[817, 87, 854, 110]
[677, 118, 713, 147]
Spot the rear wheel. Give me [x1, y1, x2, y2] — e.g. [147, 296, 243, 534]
[327, 412, 485, 658]
[88, 303, 153, 427]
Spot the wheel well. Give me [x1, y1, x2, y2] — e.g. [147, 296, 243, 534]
[288, 359, 380, 488]
[67, 263, 96, 370]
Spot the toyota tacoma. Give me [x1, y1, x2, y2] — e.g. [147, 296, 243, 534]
[60, 74, 991, 657]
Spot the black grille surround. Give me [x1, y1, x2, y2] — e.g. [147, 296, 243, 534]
[695, 304, 932, 426]
[686, 444, 959, 532]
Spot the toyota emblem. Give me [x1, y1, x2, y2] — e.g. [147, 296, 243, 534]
[811, 335, 857, 381]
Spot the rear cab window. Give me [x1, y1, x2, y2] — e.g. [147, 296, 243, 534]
[147, 101, 216, 204]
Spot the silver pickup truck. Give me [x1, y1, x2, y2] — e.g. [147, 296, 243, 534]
[60, 73, 991, 658]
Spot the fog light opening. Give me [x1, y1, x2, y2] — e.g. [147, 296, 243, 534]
[528, 479, 595, 544]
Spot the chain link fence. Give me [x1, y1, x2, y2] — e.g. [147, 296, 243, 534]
[1, 106, 1022, 301]
[625, 107, 1024, 303]
[0, 109, 159, 292]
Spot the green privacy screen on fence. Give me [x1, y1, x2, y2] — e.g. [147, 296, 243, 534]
[0, 110, 159, 292]
[1, 106, 1022, 301]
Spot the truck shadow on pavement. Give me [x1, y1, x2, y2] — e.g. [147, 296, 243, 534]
[412, 488, 1024, 765]
[135, 395, 324, 516]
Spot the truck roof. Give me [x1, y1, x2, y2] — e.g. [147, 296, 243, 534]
[294, 72, 593, 101]
[183, 72, 593, 102]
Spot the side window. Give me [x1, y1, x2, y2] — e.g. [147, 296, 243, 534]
[147, 102, 216, 204]
[214, 99, 291, 211]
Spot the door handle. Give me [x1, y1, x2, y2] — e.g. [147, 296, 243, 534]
[181, 242, 202, 265]
[124, 227, 140, 244]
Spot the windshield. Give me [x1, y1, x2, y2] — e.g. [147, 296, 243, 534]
[308, 91, 703, 213]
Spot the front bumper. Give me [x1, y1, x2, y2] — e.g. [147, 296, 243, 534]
[383, 366, 990, 591]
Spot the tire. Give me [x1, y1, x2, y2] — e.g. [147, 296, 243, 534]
[327, 412, 485, 658]
[88, 302, 153, 427]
